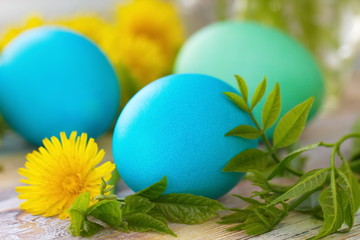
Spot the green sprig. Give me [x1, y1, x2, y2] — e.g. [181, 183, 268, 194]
[222, 75, 360, 239]
[68, 176, 224, 237]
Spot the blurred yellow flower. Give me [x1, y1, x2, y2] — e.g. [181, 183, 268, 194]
[101, 0, 185, 87]
[102, 34, 168, 86]
[56, 15, 111, 44]
[16, 132, 115, 219]
[115, 0, 185, 68]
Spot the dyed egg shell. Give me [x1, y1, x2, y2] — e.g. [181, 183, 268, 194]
[0, 27, 120, 145]
[113, 73, 257, 199]
[175, 21, 324, 135]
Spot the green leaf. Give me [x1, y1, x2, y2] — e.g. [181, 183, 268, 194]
[218, 209, 252, 224]
[69, 192, 91, 213]
[80, 219, 103, 237]
[251, 77, 267, 109]
[153, 193, 224, 224]
[232, 194, 264, 205]
[223, 92, 250, 113]
[234, 75, 248, 101]
[125, 213, 176, 236]
[246, 170, 272, 191]
[107, 170, 121, 194]
[113, 221, 129, 232]
[268, 143, 321, 180]
[313, 171, 344, 240]
[223, 149, 269, 172]
[225, 125, 261, 139]
[273, 97, 314, 149]
[336, 169, 355, 231]
[269, 168, 329, 206]
[227, 205, 287, 235]
[123, 195, 155, 216]
[134, 176, 167, 200]
[218, 210, 249, 224]
[341, 162, 360, 210]
[87, 200, 122, 227]
[68, 192, 91, 236]
[147, 208, 167, 223]
[262, 83, 281, 130]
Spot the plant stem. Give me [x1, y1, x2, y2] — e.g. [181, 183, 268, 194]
[336, 133, 360, 146]
[330, 146, 337, 169]
[248, 111, 303, 177]
[325, 133, 360, 168]
[319, 142, 336, 148]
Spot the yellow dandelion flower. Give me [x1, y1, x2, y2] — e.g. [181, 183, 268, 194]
[102, 34, 168, 86]
[0, 15, 44, 51]
[116, 0, 185, 59]
[16, 131, 115, 219]
[111, 0, 185, 86]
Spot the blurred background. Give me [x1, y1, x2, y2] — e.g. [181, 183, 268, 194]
[1, 0, 360, 147]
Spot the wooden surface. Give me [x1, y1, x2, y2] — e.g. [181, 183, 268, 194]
[1, 78, 360, 240]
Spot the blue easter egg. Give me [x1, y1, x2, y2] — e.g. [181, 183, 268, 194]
[0, 27, 120, 145]
[113, 73, 257, 199]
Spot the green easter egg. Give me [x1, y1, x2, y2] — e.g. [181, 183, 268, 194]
[175, 21, 324, 136]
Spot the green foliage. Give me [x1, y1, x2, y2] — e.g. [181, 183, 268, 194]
[273, 97, 314, 150]
[269, 168, 329, 206]
[134, 176, 167, 200]
[223, 75, 360, 238]
[68, 177, 224, 237]
[87, 200, 122, 227]
[267, 143, 321, 180]
[250, 77, 267, 109]
[234, 74, 248, 101]
[262, 83, 281, 130]
[125, 213, 176, 236]
[314, 170, 343, 239]
[68, 192, 92, 236]
[153, 193, 224, 224]
[225, 125, 261, 139]
[223, 92, 250, 113]
[223, 149, 269, 172]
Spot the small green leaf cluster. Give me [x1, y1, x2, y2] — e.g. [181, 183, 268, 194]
[221, 75, 360, 239]
[68, 176, 224, 237]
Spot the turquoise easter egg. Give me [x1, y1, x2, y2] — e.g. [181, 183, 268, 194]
[113, 73, 257, 199]
[175, 21, 324, 136]
[0, 27, 120, 145]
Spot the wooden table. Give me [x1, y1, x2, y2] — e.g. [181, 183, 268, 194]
[1, 78, 360, 240]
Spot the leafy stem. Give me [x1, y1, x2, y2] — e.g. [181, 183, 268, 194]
[68, 177, 224, 237]
[222, 75, 360, 239]
[248, 105, 303, 177]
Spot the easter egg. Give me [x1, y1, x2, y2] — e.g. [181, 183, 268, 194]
[175, 21, 324, 135]
[113, 73, 257, 199]
[0, 27, 120, 146]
